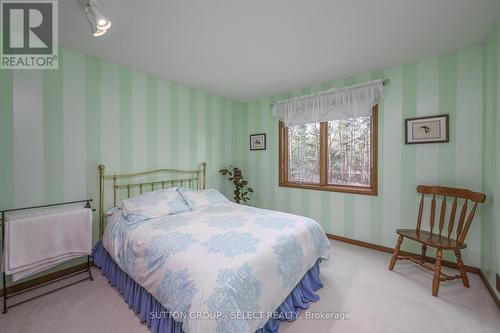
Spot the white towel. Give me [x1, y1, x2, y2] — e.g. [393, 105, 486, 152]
[3, 208, 92, 281]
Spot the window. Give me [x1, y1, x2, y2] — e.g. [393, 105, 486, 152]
[279, 105, 378, 195]
[287, 123, 320, 183]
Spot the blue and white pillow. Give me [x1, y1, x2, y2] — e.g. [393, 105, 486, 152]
[120, 188, 189, 223]
[178, 188, 229, 210]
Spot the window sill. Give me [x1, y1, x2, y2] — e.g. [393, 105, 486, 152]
[279, 182, 378, 196]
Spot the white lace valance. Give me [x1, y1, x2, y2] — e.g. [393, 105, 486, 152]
[272, 79, 385, 127]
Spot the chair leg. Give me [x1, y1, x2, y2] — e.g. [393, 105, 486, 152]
[389, 235, 404, 271]
[432, 249, 443, 297]
[454, 249, 470, 288]
[420, 244, 427, 264]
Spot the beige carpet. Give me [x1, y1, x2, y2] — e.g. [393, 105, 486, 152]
[1, 240, 498, 333]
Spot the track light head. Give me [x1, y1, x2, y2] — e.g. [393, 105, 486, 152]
[84, 0, 111, 37]
[89, 5, 111, 30]
[84, 8, 107, 36]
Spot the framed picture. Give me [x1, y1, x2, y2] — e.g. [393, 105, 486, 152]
[250, 133, 266, 150]
[405, 114, 449, 144]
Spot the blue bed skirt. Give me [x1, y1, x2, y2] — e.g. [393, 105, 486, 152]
[92, 241, 324, 333]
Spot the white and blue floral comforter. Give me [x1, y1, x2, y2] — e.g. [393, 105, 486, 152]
[103, 202, 330, 333]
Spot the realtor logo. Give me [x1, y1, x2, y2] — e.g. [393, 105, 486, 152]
[1, 0, 58, 69]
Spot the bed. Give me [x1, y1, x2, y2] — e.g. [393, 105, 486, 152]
[92, 162, 330, 333]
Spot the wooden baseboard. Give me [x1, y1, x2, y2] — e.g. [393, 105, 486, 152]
[478, 270, 500, 310]
[327, 233, 392, 253]
[326, 233, 499, 310]
[326, 233, 479, 273]
[497, 274, 500, 294]
[1, 262, 93, 298]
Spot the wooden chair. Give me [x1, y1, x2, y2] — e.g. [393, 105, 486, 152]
[388, 185, 486, 296]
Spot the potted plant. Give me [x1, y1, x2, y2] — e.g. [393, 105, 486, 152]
[219, 166, 253, 203]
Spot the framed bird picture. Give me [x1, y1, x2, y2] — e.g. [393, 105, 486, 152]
[250, 133, 266, 150]
[405, 114, 449, 144]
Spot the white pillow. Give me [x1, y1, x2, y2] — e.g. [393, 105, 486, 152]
[120, 188, 189, 222]
[178, 188, 229, 209]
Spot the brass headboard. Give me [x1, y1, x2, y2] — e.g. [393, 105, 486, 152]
[97, 162, 207, 238]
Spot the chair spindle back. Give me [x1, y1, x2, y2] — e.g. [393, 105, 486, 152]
[415, 185, 486, 245]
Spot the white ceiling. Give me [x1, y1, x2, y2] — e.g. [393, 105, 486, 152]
[60, 0, 500, 101]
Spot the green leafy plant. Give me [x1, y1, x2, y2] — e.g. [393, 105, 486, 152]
[219, 166, 254, 203]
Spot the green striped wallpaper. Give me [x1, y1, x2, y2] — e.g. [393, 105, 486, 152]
[0, 48, 244, 286]
[482, 22, 500, 297]
[234, 44, 488, 268]
[0, 48, 245, 219]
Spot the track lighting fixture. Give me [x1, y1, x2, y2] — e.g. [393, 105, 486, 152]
[84, 0, 111, 37]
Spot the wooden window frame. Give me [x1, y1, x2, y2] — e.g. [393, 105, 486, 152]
[279, 105, 378, 196]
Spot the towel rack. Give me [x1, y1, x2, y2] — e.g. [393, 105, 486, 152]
[1, 199, 95, 314]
